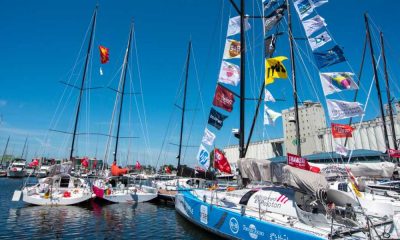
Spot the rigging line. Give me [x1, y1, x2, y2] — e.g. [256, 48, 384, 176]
[190, 43, 207, 124]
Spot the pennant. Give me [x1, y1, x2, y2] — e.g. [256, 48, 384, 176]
[264, 105, 281, 125]
[223, 39, 241, 59]
[287, 153, 311, 171]
[388, 149, 400, 158]
[326, 99, 364, 120]
[264, 34, 277, 57]
[294, 0, 314, 20]
[264, 4, 286, 33]
[335, 144, 348, 156]
[208, 107, 228, 130]
[197, 144, 210, 170]
[302, 15, 327, 37]
[264, 88, 276, 102]
[99, 67, 104, 76]
[99, 46, 109, 64]
[331, 123, 354, 138]
[313, 45, 346, 69]
[308, 31, 332, 51]
[310, 0, 328, 7]
[202, 128, 216, 146]
[320, 72, 358, 95]
[218, 61, 240, 86]
[265, 56, 288, 85]
[214, 149, 232, 174]
[227, 16, 251, 37]
[135, 161, 141, 170]
[213, 85, 235, 112]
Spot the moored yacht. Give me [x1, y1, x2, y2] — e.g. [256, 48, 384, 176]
[7, 158, 27, 178]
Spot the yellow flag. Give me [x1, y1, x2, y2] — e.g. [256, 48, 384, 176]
[265, 56, 288, 85]
[351, 182, 362, 198]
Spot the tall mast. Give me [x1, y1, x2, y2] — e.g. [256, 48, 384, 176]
[20, 137, 28, 159]
[239, 0, 246, 158]
[1, 136, 10, 165]
[69, 6, 98, 160]
[113, 21, 134, 163]
[364, 14, 391, 157]
[177, 41, 191, 172]
[380, 31, 398, 150]
[286, 0, 301, 156]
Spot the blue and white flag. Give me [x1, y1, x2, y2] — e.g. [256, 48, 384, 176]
[308, 31, 331, 50]
[302, 15, 327, 37]
[326, 99, 364, 120]
[313, 45, 345, 69]
[201, 128, 216, 146]
[294, 0, 314, 20]
[311, 0, 328, 7]
[196, 144, 210, 170]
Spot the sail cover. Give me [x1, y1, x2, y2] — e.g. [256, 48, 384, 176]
[311, 162, 396, 178]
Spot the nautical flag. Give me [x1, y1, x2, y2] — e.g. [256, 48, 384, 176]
[313, 45, 346, 69]
[227, 16, 251, 37]
[99, 46, 109, 64]
[214, 149, 232, 174]
[201, 128, 216, 146]
[302, 15, 327, 37]
[264, 88, 276, 102]
[331, 123, 354, 138]
[135, 161, 141, 170]
[311, 0, 328, 7]
[208, 107, 228, 130]
[294, 0, 314, 20]
[287, 153, 311, 171]
[308, 31, 332, 51]
[320, 72, 358, 95]
[196, 144, 210, 170]
[223, 39, 241, 59]
[213, 85, 235, 112]
[264, 4, 286, 33]
[218, 61, 240, 86]
[264, 105, 281, 125]
[264, 34, 277, 57]
[265, 56, 288, 85]
[335, 144, 348, 156]
[389, 149, 400, 158]
[326, 99, 364, 120]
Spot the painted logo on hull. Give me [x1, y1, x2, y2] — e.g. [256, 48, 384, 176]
[200, 205, 208, 224]
[229, 217, 239, 234]
[243, 224, 264, 239]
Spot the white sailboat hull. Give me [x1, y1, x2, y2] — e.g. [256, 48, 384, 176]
[22, 187, 92, 206]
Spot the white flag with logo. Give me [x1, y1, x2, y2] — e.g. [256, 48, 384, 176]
[196, 144, 210, 170]
[264, 105, 281, 125]
[336, 144, 348, 156]
[294, 0, 314, 20]
[326, 99, 364, 120]
[320, 72, 358, 95]
[302, 15, 327, 37]
[227, 16, 251, 37]
[223, 39, 241, 59]
[201, 128, 216, 146]
[308, 31, 331, 50]
[264, 88, 276, 102]
[218, 61, 240, 86]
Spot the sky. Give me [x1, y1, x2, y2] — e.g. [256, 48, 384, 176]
[1, 0, 400, 168]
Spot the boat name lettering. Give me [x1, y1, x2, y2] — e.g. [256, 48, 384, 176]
[200, 205, 208, 224]
[254, 195, 283, 208]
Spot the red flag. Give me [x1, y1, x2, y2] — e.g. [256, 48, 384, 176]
[29, 159, 39, 168]
[99, 46, 109, 64]
[214, 149, 232, 174]
[212, 85, 235, 112]
[81, 157, 89, 168]
[287, 153, 310, 171]
[165, 166, 171, 174]
[331, 123, 354, 138]
[135, 161, 141, 170]
[389, 149, 400, 158]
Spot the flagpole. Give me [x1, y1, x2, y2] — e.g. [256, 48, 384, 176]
[364, 13, 391, 160]
[380, 31, 398, 151]
[1, 136, 10, 166]
[239, 0, 246, 159]
[286, 0, 301, 156]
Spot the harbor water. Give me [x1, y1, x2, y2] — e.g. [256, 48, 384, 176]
[0, 178, 220, 239]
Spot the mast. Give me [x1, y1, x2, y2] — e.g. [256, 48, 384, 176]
[239, 0, 246, 158]
[380, 31, 398, 150]
[364, 14, 391, 157]
[177, 41, 191, 172]
[1, 136, 10, 165]
[287, 0, 301, 156]
[20, 137, 28, 159]
[69, 6, 98, 160]
[113, 21, 134, 163]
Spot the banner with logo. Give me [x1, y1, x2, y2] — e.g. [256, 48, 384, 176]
[218, 61, 240, 86]
[287, 153, 310, 171]
[201, 128, 216, 146]
[265, 56, 288, 85]
[196, 144, 210, 170]
[214, 149, 232, 174]
[320, 72, 358, 95]
[212, 85, 235, 112]
[313, 45, 346, 69]
[302, 15, 327, 37]
[335, 144, 348, 156]
[308, 31, 331, 51]
[208, 107, 228, 130]
[223, 39, 241, 59]
[294, 0, 314, 20]
[227, 16, 251, 37]
[331, 123, 354, 138]
[326, 99, 364, 120]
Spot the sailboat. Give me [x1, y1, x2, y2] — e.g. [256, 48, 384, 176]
[92, 21, 157, 204]
[175, 1, 399, 239]
[0, 136, 10, 177]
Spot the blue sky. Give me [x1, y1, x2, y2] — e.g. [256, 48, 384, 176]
[1, 0, 400, 167]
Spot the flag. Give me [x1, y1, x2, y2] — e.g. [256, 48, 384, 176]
[135, 161, 141, 170]
[313, 45, 346, 69]
[223, 39, 241, 59]
[346, 167, 362, 197]
[331, 123, 354, 138]
[99, 67, 104, 76]
[29, 159, 39, 168]
[232, 128, 240, 138]
[310, 0, 328, 7]
[264, 4, 286, 33]
[264, 35, 277, 57]
[388, 149, 400, 158]
[214, 149, 232, 174]
[81, 157, 89, 168]
[264, 104, 282, 125]
[99, 46, 109, 64]
[302, 15, 327, 37]
[335, 144, 348, 156]
[294, 0, 314, 20]
[326, 99, 364, 120]
[287, 153, 310, 171]
[208, 107, 228, 130]
[320, 72, 358, 95]
[197, 144, 210, 170]
[213, 85, 235, 112]
[202, 128, 216, 146]
[263, 0, 278, 11]
[227, 16, 251, 37]
[218, 61, 240, 86]
[265, 56, 288, 85]
[165, 166, 171, 174]
[308, 31, 331, 51]
[264, 88, 276, 102]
